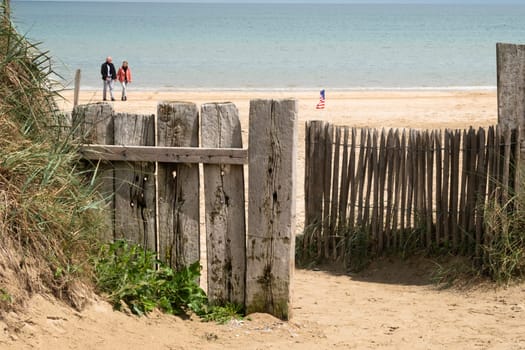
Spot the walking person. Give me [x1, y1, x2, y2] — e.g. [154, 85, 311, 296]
[100, 56, 117, 101]
[117, 60, 132, 101]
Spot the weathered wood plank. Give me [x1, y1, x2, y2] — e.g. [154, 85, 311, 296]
[72, 103, 115, 242]
[497, 43, 525, 132]
[73, 103, 114, 145]
[475, 128, 486, 257]
[308, 121, 324, 241]
[494, 126, 502, 206]
[330, 127, 342, 259]
[315, 121, 326, 257]
[80, 145, 248, 164]
[442, 130, 450, 243]
[323, 124, 334, 259]
[338, 127, 350, 228]
[502, 127, 512, 203]
[339, 127, 353, 258]
[157, 102, 200, 270]
[416, 132, 425, 235]
[405, 131, 414, 234]
[435, 130, 443, 244]
[377, 130, 388, 252]
[304, 122, 312, 229]
[485, 126, 496, 248]
[347, 128, 358, 231]
[356, 129, 368, 228]
[450, 130, 461, 249]
[426, 131, 434, 248]
[514, 126, 522, 196]
[246, 99, 297, 320]
[467, 128, 478, 250]
[201, 102, 246, 305]
[459, 129, 469, 249]
[370, 130, 380, 251]
[385, 129, 396, 249]
[73, 69, 81, 108]
[113, 113, 156, 252]
[399, 130, 407, 246]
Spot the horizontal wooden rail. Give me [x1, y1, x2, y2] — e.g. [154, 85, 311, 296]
[79, 145, 248, 164]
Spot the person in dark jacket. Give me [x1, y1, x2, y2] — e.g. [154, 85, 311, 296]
[101, 56, 117, 101]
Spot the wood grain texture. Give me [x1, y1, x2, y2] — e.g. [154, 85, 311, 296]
[113, 113, 156, 252]
[246, 99, 297, 320]
[79, 145, 247, 164]
[157, 102, 200, 270]
[201, 102, 246, 305]
[72, 103, 115, 242]
[497, 43, 525, 131]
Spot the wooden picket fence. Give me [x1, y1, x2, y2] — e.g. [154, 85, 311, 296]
[72, 100, 297, 320]
[303, 121, 521, 262]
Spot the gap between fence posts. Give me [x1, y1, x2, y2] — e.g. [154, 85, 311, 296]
[246, 99, 297, 321]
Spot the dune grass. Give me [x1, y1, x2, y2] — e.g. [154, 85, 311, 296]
[0, 0, 105, 310]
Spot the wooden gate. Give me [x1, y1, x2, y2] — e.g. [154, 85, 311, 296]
[73, 99, 297, 320]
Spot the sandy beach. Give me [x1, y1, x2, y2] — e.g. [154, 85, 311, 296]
[4, 89, 521, 350]
[60, 89, 498, 130]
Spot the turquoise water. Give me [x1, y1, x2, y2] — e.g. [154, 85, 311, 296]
[10, 1, 525, 90]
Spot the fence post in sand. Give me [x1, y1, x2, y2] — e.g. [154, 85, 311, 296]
[113, 113, 156, 252]
[72, 103, 115, 242]
[157, 102, 200, 271]
[73, 69, 81, 108]
[201, 102, 246, 305]
[246, 99, 297, 320]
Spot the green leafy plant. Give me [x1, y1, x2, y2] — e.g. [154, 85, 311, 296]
[0, 288, 12, 304]
[94, 240, 206, 316]
[202, 303, 244, 324]
[94, 240, 243, 323]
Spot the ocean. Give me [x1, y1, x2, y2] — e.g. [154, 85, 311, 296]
[10, 1, 525, 90]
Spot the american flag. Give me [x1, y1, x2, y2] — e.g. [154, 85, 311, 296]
[316, 89, 325, 109]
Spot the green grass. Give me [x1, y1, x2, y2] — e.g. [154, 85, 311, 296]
[0, 0, 105, 310]
[482, 183, 525, 283]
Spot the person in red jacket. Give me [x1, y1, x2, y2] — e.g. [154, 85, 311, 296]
[117, 60, 132, 101]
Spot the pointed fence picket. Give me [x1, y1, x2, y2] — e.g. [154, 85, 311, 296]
[302, 122, 521, 261]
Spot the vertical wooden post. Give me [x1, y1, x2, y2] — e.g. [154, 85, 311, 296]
[113, 114, 156, 252]
[201, 102, 246, 305]
[497, 43, 525, 208]
[330, 127, 341, 259]
[322, 124, 333, 259]
[246, 99, 297, 320]
[3, 0, 10, 20]
[497, 43, 525, 133]
[157, 102, 200, 270]
[73, 69, 81, 108]
[72, 103, 115, 242]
